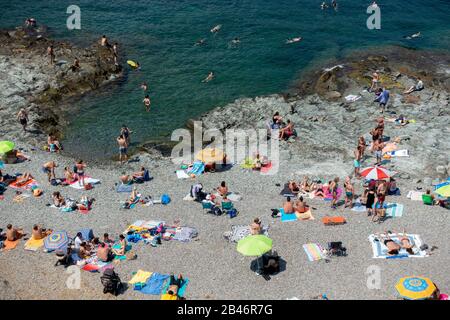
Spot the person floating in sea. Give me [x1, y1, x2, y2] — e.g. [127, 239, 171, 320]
[321, 2, 329, 9]
[47, 45, 55, 65]
[370, 1, 378, 8]
[195, 39, 206, 46]
[286, 37, 302, 44]
[231, 37, 240, 45]
[143, 94, 151, 112]
[17, 108, 29, 132]
[202, 71, 215, 83]
[141, 82, 148, 91]
[331, 0, 338, 10]
[117, 134, 128, 165]
[210, 25, 222, 34]
[404, 32, 421, 40]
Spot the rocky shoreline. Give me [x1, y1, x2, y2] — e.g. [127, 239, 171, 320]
[197, 46, 450, 181]
[0, 26, 123, 147]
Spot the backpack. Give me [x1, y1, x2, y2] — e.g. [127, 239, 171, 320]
[211, 206, 223, 216]
[227, 208, 238, 218]
[100, 269, 123, 296]
[161, 194, 171, 205]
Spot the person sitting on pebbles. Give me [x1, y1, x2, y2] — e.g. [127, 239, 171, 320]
[32, 225, 52, 240]
[283, 196, 295, 214]
[6, 224, 25, 241]
[52, 191, 66, 208]
[294, 196, 309, 214]
[250, 218, 262, 235]
[97, 242, 114, 262]
[217, 181, 229, 197]
[112, 234, 127, 256]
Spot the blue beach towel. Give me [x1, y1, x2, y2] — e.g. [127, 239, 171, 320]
[187, 161, 205, 176]
[140, 273, 170, 295]
[116, 184, 133, 193]
[280, 208, 297, 222]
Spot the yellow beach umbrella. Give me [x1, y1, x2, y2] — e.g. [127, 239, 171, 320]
[395, 276, 436, 300]
[195, 147, 224, 163]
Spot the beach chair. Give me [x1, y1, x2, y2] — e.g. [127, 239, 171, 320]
[422, 194, 433, 206]
[201, 201, 213, 214]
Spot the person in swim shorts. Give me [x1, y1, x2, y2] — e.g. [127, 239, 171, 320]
[117, 134, 128, 165]
[344, 177, 354, 208]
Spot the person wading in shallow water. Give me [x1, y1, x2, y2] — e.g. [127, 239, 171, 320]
[117, 134, 128, 165]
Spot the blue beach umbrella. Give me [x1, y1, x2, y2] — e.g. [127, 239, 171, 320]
[44, 231, 69, 252]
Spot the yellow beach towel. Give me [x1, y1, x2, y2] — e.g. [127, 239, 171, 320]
[296, 209, 315, 221]
[129, 270, 153, 285]
[24, 237, 45, 251]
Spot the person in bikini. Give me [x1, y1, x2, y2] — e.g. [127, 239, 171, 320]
[329, 177, 339, 209]
[279, 120, 294, 140]
[217, 181, 229, 197]
[354, 148, 362, 178]
[300, 176, 311, 193]
[63, 167, 75, 184]
[376, 232, 401, 256]
[250, 218, 262, 235]
[74, 160, 87, 187]
[294, 196, 309, 214]
[394, 229, 415, 255]
[288, 180, 300, 195]
[358, 136, 366, 158]
[283, 197, 295, 214]
[17, 109, 29, 132]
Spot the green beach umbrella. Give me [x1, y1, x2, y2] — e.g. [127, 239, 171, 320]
[435, 184, 450, 198]
[0, 141, 15, 154]
[237, 235, 273, 257]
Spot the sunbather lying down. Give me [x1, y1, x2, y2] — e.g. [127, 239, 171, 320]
[123, 188, 140, 208]
[375, 230, 416, 255]
[15, 172, 33, 187]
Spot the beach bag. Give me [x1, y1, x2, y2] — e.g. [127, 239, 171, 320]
[227, 208, 238, 219]
[327, 242, 347, 257]
[101, 269, 123, 296]
[211, 206, 223, 216]
[161, 194, 171, 205]
[84, 183, 93, 191]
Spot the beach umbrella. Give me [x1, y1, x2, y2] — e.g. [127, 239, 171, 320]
[44, 231, 69, 252]
[435, 184, 450, 198]
[0, 141, 15, 154]
[237, 235, 272, 257]
[396, 276, 436, 300]
[195, 147, 224, 163]
[360, 166, 393, 180]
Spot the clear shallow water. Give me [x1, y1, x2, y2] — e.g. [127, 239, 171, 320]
[1, 0, 449, 159]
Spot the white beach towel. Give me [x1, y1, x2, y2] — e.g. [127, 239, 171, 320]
[407, 190, 424, 201]
[387, 150, 409, 157]
[69, 178, 100, 189]
[345, 95, 362, 102]
[368, 234, 428, 259]
[385, 203, 404, 218]
[176, 170, 190, 179]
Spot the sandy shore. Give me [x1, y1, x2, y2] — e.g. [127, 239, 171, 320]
[0, 141, 449, 300]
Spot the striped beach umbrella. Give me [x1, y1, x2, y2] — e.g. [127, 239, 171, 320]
[360, 166, 393, 180]
[396, 276, 436, 300]
[435, 184, 450, 198]
[44, 231, 69, 252]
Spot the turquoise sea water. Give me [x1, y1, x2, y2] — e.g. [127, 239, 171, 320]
[1, 0, 449, 159]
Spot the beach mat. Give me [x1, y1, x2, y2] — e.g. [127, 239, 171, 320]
[176, 170, 190, 179]
[129, 270, 153, 286]
[385, 203, 404, 218]
[351, 202, 367, 212]
[295, 209, 315, 221]
[302, 243, 325, 261]
[69, 177, 100, 190]
[116, 184, 133, 193]
[387, 150, 409, 157]
[2, 239, 20, 251]
[139, 273, 170, 295]
[24, 237, 45, 251]
[260, 162, 274, 174]
[9, 179, 38, 190]
[279, 184, 295, 197]
[407, 190, 424, 201]
[368, 234, 428, 259]
[280, 208, 297, 222]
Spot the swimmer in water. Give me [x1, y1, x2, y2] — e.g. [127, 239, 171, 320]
[321, 2, 329, 9]
[404, 32, 421, 40]
[202, 71, 215, 83]
[211, 25, 222, 34]
[232, 37, 240, 44]
[286, 37, 302, 44]
[332, 0, 338, 10]
[195, 38, 206, 46]
[141, 82, 148, 91]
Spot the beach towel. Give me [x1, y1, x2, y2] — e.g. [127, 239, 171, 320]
[368, 234, 428, 259]
[324, 187, 343, 200]
[240, 158, 255, 169]
[351, 203, 367, 212]
[24, 237, 45, 251]
[139, 273, 170, 295]
[280, 208, 297, 222]
[113, 244, 132, 260]
[176, 170, 190, 179]
[387, 150, 409, 157]
[260, 162, 274, 174]
[295, 209, 315, 221]
[13, 193, 31, 203]
[227, 193, 242, 202]
[81, 258, 110, 272]
[280, 184, 295, 197]
[161, 277, 189, 298]
[382, 142, 398, 154]
[303, 243, 326, 261]
[116, 184, 133, 193]
[407, 190, 424, 201]
[172, 227, 198, 242]
[9, 179, 38, 190]
[345, 94, 361, 102]
[2, 239, 19, 251]
[69, 177, 100, 190]
[129, 270, 153, 286]
[187, 161, 205, 176]
[226, 225, 269, 243]
[385, 203, 404, 218]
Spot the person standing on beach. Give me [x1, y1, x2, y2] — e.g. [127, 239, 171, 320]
[117, 134, 128, 165]
[358, 136, 366, 158]
[143, 95, 151, 112]
[369, 71, 380, 92]
[373, 138, 384, 165]
[374, 87, 390, 113]
[354, 148, 361, 178]
[329, 177, 339, 209]
[17, 109, 29, 132]
[42, 161, 58, 183]
[112, 42, 119, 65]
[47, 45, 55, 65]
[344, 177, 354, 208]
[74, 160, 87, 187]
